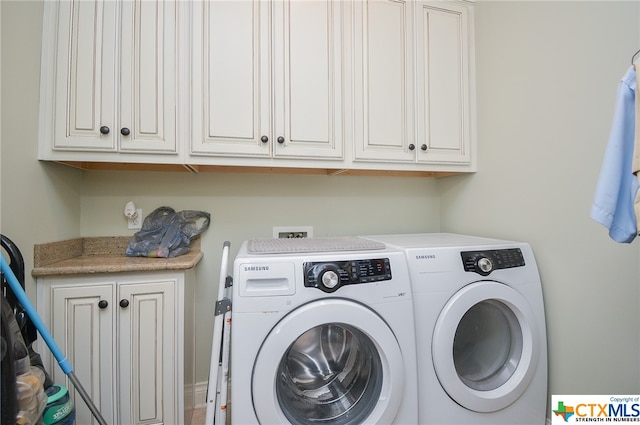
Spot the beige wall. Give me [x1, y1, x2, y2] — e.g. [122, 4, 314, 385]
[1, 0, 82, 301]
[440, 1, 640, 394]
[2, 0, 639, 414]
[79, 171, 441, 381]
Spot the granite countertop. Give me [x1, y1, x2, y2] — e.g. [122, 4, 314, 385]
[32, 236, 203, 277]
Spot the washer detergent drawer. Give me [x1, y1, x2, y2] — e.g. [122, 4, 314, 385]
[237, 262, 296, 297]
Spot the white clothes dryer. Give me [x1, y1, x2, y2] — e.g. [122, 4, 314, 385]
[362, 233, 548, 425]
[230, 237, 419, 425]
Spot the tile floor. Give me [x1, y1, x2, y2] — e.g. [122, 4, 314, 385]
[191, 406, 231, 425]
[191, 407, 206, 425]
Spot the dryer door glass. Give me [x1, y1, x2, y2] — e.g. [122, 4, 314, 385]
[453, 300, 523, 391]
[276, 323, 383, 425]
[432, 281, 540, 413]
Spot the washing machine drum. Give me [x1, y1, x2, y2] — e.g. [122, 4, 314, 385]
[432, 281, 541, 413]
[251, 300, 405, 425]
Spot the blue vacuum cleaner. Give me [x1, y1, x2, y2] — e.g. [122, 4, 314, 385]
[1, 245, 108, 425]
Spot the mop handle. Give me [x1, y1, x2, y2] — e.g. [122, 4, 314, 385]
[0, 256, 73, 374]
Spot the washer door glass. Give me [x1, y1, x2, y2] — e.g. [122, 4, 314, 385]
[432, 281, 540, 413]
[453, 300, 522, 391]
[277, 323, 383, 425]
[252, 299, 405, 425]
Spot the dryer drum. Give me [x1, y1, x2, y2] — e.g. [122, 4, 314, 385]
[453, 299, 523, 391]
[276, 323, 383, 424]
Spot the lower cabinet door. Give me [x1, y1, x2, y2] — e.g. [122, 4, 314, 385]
[118, 279, 177, 425]
[50, 283, 116, 425]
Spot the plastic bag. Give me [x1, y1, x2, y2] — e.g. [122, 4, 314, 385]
[125, 206, 211, 258]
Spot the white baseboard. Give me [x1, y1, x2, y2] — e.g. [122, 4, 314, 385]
[194, 381, 209, 408]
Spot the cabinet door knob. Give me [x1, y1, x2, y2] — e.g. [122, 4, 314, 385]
[260, 135, 269, 143]
[277, 136, 285, 144]
[121, 127, 131, 136]
[98, 300, 109, 309]
[119, 299, 130, 308]
[100, 126, 110, 135]
[421, 144, 428, 151]
[408, 144, 415, 151]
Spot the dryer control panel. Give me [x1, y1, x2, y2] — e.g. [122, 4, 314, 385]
[461, 248, 525, 276]
[304, 258, 392, 292]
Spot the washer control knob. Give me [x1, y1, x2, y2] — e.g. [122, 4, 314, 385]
[307, 263, 343, 292]
[476, 257, 493, 274]
[320, 269, 340, 290]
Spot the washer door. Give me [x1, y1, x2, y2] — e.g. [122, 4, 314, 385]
[252, 299, 405, 425]
[432, 281, 540, 413]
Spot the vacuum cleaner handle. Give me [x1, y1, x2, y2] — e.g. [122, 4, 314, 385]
[0, 256, 108, 425]
[0, 256, 71, 375]
[1, 234, 25, 286]
[1, 235, 38, 345]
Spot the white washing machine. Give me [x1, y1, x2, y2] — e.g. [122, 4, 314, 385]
[362, 233, 548, 425]
[230, 237, 419, 425]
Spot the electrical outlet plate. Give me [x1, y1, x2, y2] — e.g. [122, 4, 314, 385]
[273, 226, 313, 239]
[128, 209, 143, 230]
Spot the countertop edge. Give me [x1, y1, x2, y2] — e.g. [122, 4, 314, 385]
[32, 251, 203, 277]
[32, 236, 203, 277]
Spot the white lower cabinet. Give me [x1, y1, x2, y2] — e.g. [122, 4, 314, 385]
[36, 270, 195, 425]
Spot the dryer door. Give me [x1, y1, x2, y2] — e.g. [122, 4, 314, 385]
[252, 299, 405, 425]
[432, 281, 540, 413]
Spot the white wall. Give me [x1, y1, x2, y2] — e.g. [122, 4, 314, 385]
[440, 0, 640, 394]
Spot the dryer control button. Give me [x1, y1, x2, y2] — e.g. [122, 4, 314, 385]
[462, 249, 525, 275]
[477, 257, 493, 274]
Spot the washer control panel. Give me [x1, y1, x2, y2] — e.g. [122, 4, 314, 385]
[304, 258, 392, 292]
[461, 248, 525, 276]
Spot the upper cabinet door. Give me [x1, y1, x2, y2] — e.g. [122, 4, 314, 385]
[415, 0, 473, 164]
[52, 0, 118, 151]
[272, 0, 344, 159]
[352, 0, 416, 162]
[191, 0, 270, 157]
[45, 0, 177, 154]
[191, 0, 344, 160]
[119, 0, 178, 153]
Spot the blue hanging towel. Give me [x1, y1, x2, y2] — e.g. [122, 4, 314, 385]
[591, 65, 639, 243]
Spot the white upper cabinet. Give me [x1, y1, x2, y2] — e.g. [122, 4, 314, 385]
[118, 1, 177, 153]
[351, 0, 416, 163]
[39, 0, 178, 158]
[351, 0, 474, 167]
[191, 0, 344, 160]
[415, 0, 474, 164]
[190, 1, 266, 157]
[38, 0, 476, 175]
